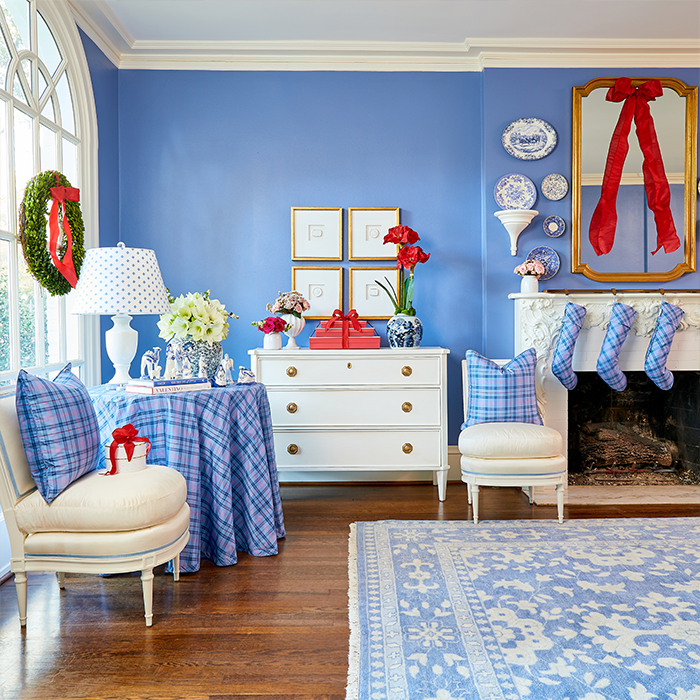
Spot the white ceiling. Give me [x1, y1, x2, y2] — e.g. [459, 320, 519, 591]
[68, 0, 700, 70]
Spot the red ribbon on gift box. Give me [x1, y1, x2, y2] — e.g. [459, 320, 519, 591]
[107, 423, 151, 475]
[323, 309, 361, 349]
[49, 172, 80, 288]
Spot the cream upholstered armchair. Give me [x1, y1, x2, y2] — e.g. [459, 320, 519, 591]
[0, 368, 190, 627]
[458, 350, 566, 524]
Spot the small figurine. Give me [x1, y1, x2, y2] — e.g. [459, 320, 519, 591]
[140, 347, 160, 380]
[174, 344, 184, 378]
[212, 363, 227, 387]
[237, 367, 256, 384]
[198, 356, 208, 379]
[222, 354, 234, 385]
[182, 355, 193, 378]
[163, 343, 178, 380]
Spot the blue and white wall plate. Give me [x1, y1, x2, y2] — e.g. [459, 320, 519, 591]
[502, 118, 558, 160]
[543, 215, 566, 238]
[541, 173, 569, 201]
[494, 173, 537, 210]
[526, 245, 560, 281]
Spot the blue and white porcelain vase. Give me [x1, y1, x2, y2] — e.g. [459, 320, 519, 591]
[170, 337, 223, 380]
[387, 314, 423, 348]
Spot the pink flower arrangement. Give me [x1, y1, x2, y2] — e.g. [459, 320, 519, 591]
[252, 316, 290, 334]
[514, 260, 546, 278]
[266, 291, 311, 318]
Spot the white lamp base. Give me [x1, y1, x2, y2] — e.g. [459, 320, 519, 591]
[105, 314, 138, 384]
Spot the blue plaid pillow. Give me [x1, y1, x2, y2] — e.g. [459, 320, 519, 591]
[16, 364, 101, 503]
[462, 348, 543, 428]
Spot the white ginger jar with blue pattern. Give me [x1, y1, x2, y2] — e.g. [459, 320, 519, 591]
[170, 336, 223, 380]
[386, 314, 423, 348]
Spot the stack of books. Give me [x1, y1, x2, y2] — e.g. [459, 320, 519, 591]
[125, 376, 211, 395]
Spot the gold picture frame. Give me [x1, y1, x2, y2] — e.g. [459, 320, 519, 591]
[349, 267, 400, 319]
[348, 207, 400, 260]
[291, 207, 343, 261]
[291, 266, 343, 319]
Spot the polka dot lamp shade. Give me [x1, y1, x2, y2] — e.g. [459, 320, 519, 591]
[72, 243, 170, 315]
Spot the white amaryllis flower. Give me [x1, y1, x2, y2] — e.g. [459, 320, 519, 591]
[157, 290, 236, 343]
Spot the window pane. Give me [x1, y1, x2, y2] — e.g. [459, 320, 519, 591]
[12, 71, 27, 103]
[13, 106, 32, 207]
[18, 257, 36, 367]
[44, 290, 59, 363]
[62, 137, 76, 184]
[37, 11, 61, 78]
[41, 92, 55, 121]
[1, 0, 29, 52]
[0, 239, 9, 371]
[38, 67, 47, 99]
[20, 56, 31, 92]
[65, 287, 79, 361]
[0, 21, 11, 92]
[55, 71, 73, 134]
[40, 123, 56, 170]
[0, 99, 8, 231]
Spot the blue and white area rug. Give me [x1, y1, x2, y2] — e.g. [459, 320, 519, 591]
[347, 519, 700, 700]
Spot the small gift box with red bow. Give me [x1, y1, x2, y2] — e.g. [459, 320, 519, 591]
[309, 309, 381, 349]
[104, 424, 151, 475]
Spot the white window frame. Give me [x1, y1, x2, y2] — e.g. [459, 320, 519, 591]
[0, 0, 100, 386]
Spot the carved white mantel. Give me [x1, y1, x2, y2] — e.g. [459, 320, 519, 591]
[509, 291, 700, 486]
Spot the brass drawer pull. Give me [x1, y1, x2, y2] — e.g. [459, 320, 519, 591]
[286, 402, 298, 414]
[402, 443, 413, 454]
[402, 402, 413, 413]
[287, 444, 299, 455]
[286, 366, 297, 377]
[347, 362, 352, 369]
[401, 365, 412, 377]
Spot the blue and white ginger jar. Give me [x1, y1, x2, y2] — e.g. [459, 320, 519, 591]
[386, 314, 423, 348]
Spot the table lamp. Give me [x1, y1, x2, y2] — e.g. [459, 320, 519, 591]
[72, 242, 170, 384]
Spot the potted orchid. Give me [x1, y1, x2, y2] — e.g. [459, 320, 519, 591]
[266, 290, 311, 349]
[514, 259, 546, 294]
[375, 225, 430, 348]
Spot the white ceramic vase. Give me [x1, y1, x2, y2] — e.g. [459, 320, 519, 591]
[281, 314, 305, 349]
[520, 275, 539, 294]
[263, 332, 282, 350]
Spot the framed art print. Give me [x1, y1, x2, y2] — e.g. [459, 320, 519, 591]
[348, 207, 400, 260]
[292, 266, 342, 319]
[291, 207, 343, 261]
[349, 267, 400, 319]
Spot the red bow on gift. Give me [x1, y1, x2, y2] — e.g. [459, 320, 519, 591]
[107, 423, 151, 476]
[589, 77, 680, 258]
[49, 172, 80, 287]
[323, 309, 361, 349]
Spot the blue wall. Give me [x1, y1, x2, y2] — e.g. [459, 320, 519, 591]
[80, 34, 699, 443]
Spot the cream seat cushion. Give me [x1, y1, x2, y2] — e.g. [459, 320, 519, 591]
[14, 465, 187, 534]
[458, 422, 562, 460]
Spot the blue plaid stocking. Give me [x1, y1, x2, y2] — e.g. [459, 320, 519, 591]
[596, 302, 636, 391]
[552, 302, 587, 390]
[644, 301, 684, 390]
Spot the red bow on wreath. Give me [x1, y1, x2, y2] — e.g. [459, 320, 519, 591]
[49, 172, 80, 288]
[107, 423, 151, 476]
[589, 77, 680, 257]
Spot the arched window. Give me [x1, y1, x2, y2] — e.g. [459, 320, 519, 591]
[0, 0, 98, 386]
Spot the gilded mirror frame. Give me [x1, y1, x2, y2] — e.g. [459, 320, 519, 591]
[572, 77, 697, 282]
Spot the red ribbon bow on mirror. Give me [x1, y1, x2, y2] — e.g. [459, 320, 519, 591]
[324, 309, 361, 348]
[49, 172, 80, 287]
[107, 423, 151, 476]
[588, 77, 680, 258]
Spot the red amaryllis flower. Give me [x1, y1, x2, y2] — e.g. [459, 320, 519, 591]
[384, 225, 420, 246]
[397, 245, 430, 270]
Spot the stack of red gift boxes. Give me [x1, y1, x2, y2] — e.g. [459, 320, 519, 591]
[309, 310, 380, 349]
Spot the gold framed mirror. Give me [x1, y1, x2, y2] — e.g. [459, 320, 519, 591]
[572, 77, 697, 282]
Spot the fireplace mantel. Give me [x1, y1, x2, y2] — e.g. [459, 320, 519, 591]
[509, 291, 700, 492]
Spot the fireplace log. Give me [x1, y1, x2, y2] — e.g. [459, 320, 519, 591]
[579, 422, 677, 469]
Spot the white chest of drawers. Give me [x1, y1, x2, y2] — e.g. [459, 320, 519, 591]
[249, 347, 450, 500]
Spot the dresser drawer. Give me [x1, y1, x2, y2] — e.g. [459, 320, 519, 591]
[256, 355, 440, 386]
[268, 388, 440, 427]
[273, 429, 442, 469]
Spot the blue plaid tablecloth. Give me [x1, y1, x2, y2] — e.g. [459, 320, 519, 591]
[89, 383, 285, 573]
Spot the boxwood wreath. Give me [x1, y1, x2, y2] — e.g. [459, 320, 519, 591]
[19, 170, 85, 296]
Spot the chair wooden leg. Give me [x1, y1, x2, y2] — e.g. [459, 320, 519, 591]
[172, 554, 180, 582]
[526, 486, 533, 504]
[556, 483, 564, 524]
[466, 483, 472, 505]
[15, 571, 27, 626]
[56, 572, 65, 589]
[141, 569, 154, 627]
[472, 485, 480, 524]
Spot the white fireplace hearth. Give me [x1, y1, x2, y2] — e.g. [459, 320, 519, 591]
[509, 290, 700, 505]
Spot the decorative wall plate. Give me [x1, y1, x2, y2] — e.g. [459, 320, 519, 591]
[494, 173, 537, 210]
[527, 245, 560, 281]
[543, 215, 566, 238]
[541, 173, 569, 201]
[502, 118, 558, 160]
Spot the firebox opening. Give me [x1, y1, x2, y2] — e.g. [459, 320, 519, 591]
[566, 371, 700, 486]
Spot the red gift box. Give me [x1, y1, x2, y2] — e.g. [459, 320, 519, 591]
[309, 309, 381, 349]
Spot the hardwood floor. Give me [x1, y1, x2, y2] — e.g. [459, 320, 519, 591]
[1, 482, 699, 700]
